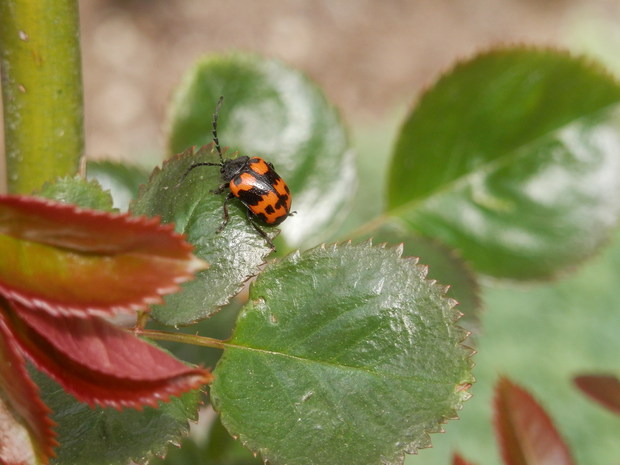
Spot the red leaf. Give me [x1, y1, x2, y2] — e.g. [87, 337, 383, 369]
[453, 452, 478, 465]
[0, 301, 57, 465]
[574, 374, 620, 415]
[0, 195, 206, 317]
[3, 300, 213, 409]
[494, 377, 575, 465]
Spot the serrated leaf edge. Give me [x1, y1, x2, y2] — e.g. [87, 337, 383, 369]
[390, 45, 620, 280]
[0, 312, 59, 463]
[219, 240, 475, 465]
[408, 45, 620, 134]
[136, 144, 278, 325]
[130, 394, 205, 465]
[0, 195, 206, 318]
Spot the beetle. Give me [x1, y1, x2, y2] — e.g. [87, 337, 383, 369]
[180, 96, 294, 248]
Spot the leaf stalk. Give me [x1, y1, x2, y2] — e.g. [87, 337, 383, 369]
[136, 328, 227, 350]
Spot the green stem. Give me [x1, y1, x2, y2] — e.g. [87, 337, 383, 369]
[0, 0, 84, 194]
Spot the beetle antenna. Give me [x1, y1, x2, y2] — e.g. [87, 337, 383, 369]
[177, 161, 221, 187]
[212, 96, 224, 163]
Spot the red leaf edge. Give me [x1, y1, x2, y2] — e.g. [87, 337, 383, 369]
[452, 452, 478, 465]
[574, 373, 620, 415]
[494, 377, 575, 465]
[4, 301, 213, 409]
[0, 302, 57, 464]
[0, 195, 188, 255]
[0, 194, 207, 317]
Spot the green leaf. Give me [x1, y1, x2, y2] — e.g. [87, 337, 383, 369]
[37, 176, 115, 211]
[131, 146, 273, 325]
[388, 47, 620, 280]
[167, 52, 355, 247]
[149, 298, 243, 369]
[203, 414, 263, 465]
[211, 241, 473, 465]
[365, 220, 482, 334]
[409, 229, 620, 465]
[87, 160, 150, 211]
[151, 414, 262, 465]
[30, 370, 201, 465]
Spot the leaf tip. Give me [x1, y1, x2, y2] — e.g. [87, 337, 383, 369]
[494, 376, 576, 465]
[188, 255, 210, 274]
[573, 373, 620, 415]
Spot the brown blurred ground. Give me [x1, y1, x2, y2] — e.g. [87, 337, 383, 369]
[2, 0, 620, 189]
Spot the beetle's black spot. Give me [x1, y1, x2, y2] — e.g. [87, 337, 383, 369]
[236, 187, 264, 206]
[269, 212, 288, 225]
[275, 193, 289, 209]
[265, 205, 275, 214]
[252, 211, 268, 223]
[264, 170, 281, 184]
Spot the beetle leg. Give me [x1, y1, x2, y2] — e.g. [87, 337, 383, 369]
[211, 182, 228, 195]
[246, 209, 275, 249]
[216, 192, 234, 233]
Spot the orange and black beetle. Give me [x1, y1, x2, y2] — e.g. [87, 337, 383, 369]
[181, 97, 294, 248]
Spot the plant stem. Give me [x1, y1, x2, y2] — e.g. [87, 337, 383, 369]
[0, 0, 84, 194]
[136, 329, 227, 350]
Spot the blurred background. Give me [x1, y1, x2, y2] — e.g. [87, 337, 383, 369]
[2, 0, 620, 180]
[76, 0, 620, 162]
[3, 1, 620, 464]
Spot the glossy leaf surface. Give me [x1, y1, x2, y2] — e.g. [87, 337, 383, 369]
[0, 195, 205, 317]
[365, 220, 481, 333]
[31, 370, 202, 465]
[131, 146, 274, 325]
[389, 48, 620, 279]
[211, 242, 473, 465]
[494, 377, 575, 465]
[167, 52, 354, 246]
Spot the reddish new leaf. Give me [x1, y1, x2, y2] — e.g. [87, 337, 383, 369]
[494, 377, 575, 465]
[452, 453, 478, 465]
[0, 195, 206, 317]
[2, 300, 213, 409]
[0, 301, 57, 465]
[574, 374, 620, 415]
